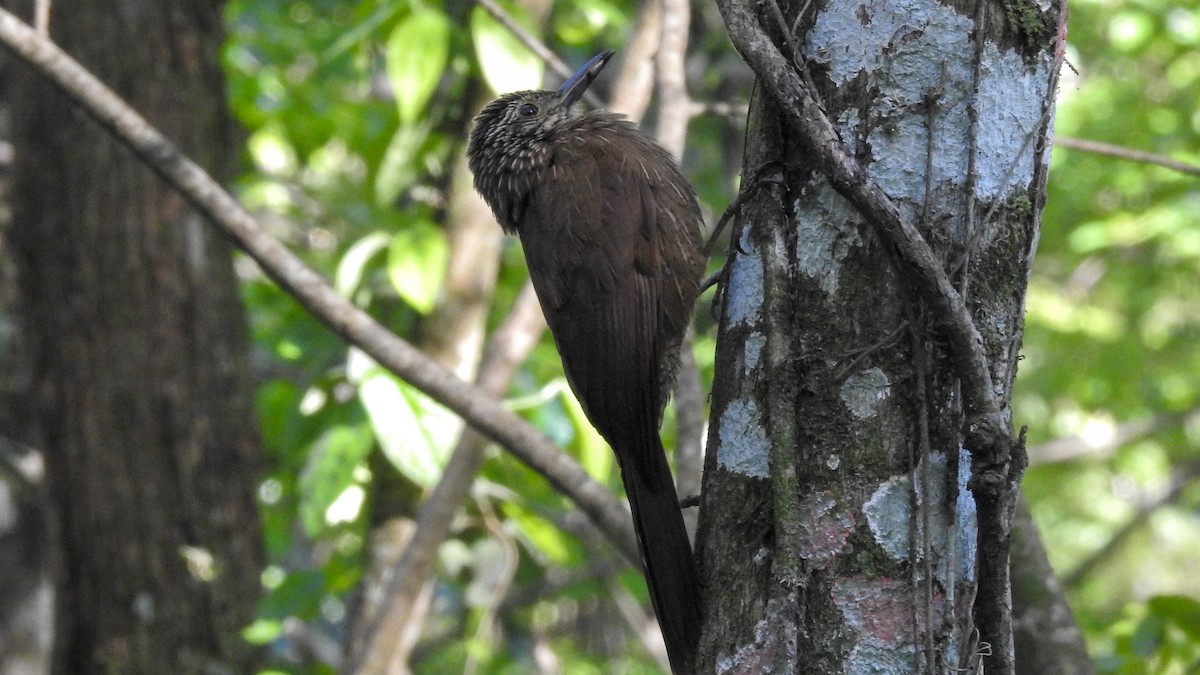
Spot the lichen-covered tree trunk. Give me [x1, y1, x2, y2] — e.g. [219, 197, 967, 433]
[9, 0, 265, 672]
[698, 0, 1067, 671]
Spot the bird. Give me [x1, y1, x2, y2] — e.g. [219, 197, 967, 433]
[466, 50, 705, 674]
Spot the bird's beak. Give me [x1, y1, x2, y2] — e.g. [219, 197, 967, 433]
[558, 50, 614, 108]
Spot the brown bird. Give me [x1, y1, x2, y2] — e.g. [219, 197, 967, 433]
[467, 50, 704, 673]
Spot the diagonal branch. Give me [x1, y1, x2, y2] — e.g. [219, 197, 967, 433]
[1063, 459, 1200, 589]
[0, 8, 638, 562]
[714, 0, 1007, 454]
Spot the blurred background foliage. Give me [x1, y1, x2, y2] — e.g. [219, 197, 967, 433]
[217, 0, 1199, 671]
[1023, 0, 1200, 671]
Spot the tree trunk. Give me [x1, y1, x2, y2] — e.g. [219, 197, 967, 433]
[9, 1, 265, 672]
[699, 0, 1069, 671]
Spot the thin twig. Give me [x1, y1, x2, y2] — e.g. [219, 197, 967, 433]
[34, 0, 49, 34]
[762, 0, 801, 75]
[1029, 407, 1199, 466]
[959, 0, 988, 290]
[764, 0, 825, 111]
[688, 99, 750, 120]
[473, 0, 567, 77]
[917, 92, 941, 672]
[703, 161, 784, 255]
[472, 0, 603, 108]
[914, 329, 936, 673]
[462, 496, 521, 675]
[1055, 136, 1200, 178]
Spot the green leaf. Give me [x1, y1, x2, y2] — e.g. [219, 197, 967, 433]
[385, 9, 451, 124]
[335, 231, 390, 297]
[242, 618, 283, 645]
[470, 5, 544, 94]
[387, 220, 448, 314]
[1148, 594, 1200, 641]
[374, 121, 430, 207]
[1129, 614, 1164, 657]
[255, 380, 301, 453]
[553, 0, 626, 45]
[501, 502, 572, 565]
[258, 568, 327, 620]
[348, 349, 459, 487]
[298, 424, 374, 536]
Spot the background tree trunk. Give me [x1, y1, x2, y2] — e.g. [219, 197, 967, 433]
[8, 0, 265, 672]
[1011, 498, 1096, 674]
[698, 0, 1068, 671]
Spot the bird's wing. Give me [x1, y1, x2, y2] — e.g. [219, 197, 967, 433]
[518, 127, 704, 675]
[519, 139, 669, 488]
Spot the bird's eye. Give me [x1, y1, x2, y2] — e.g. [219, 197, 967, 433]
[518, 103, 538, 117]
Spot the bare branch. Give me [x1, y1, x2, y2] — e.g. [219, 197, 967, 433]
[1010, 498, 1095, 674]
[655, 0, 692, 159]
[688, 99, 750, 120]
[608, 0, 661, 121]
[1028, 407, 1200, 466]
[1056, 136, 1200, 178]
[0, 7, 638, 570]
[651, 0, 707, 529]
[0, 436, 43, 493]
[609, 578, 672, 671]
[34, 0, 49, 34]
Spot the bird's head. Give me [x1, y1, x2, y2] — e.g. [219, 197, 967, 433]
[467, 50, 613, 178]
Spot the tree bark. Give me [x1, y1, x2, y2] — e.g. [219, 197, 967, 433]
[698, 0, 1069, 671]
[8, 1, 265, 672]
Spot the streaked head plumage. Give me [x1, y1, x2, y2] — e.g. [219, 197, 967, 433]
[467, 50, 615, 179]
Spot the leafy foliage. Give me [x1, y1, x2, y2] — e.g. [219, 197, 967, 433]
[218, 0, 1200, 671]
[221, 0, 730, 671]
[1020, 0, 1200, 669]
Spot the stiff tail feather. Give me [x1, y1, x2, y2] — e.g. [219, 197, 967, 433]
[620, 434, 702, 674]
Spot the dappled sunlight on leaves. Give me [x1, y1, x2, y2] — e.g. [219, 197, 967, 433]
[1021, 0, 1200, 669]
